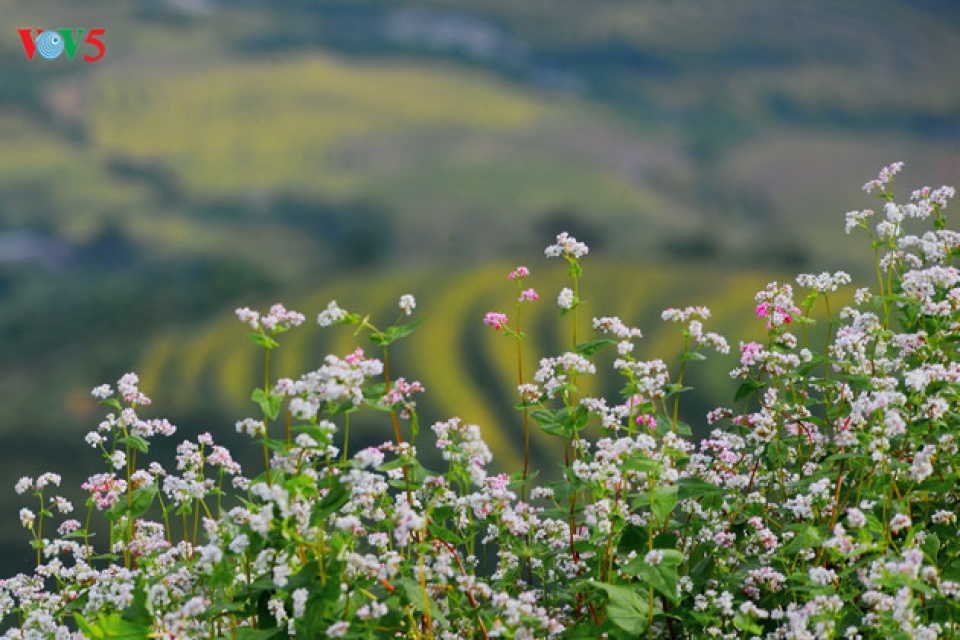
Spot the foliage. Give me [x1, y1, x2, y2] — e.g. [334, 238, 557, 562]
[4, 164, 960, 638]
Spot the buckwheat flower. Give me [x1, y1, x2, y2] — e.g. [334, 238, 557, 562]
[236, 418, 266, 437]
[662, 306, 712, 323]
[809, 566, 838, 586]
[317, 300, 347, 326]
[57, 519, 81, 537]
[545, 231, 589, 258]
[862, 161, 904, 193]
[519, 288, 538, 302]
[796, 271, 852, 293]
[932, 510, 956, 525]
[845, 209, 875, 234]
[36, 473, 61, 489]
[883, 201, 904, 224]
[354, 447, 385, 469]
[228, 534, 250, 554]
[19, 508, 34, 528]
[107, 450, 126, 471]
[266, 596, 287, 627]
[266, 303, 305, 331]
[593, 316, 643, 339]
[90, 384, 113, 399]
[558, 287, 575, 309]
[517, 383, 541, 404]
[509, 266, 530, 279]
[399, 294, 416, 315]
[117, 372, 151, 405]
[290, 588, 308, 619]
[636, 414, 656, 430]
[357, 601, 388, 620]
[483, 312, 509, 330]
[14, 477, 33, 495]
[235, 306, 260, 329]
[50, 496, 73, 514]
[909, 445, 936, 482]
[644, 550, 664, 566]
[846, 508, 867, 528]
[876, 219, 900, 241]
[326, 621, 350, 637]
[273, 561, 291, 589]
[890, 513, 911, 533]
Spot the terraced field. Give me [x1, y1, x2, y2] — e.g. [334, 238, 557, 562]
[137, 260, 782, 470]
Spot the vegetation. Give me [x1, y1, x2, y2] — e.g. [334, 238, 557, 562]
[5, 165, 960, 637]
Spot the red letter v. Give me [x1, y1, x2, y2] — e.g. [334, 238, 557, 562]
[16, 29, 41, 60]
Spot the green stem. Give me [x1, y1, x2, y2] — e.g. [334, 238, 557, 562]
[262, 346, 273, 485]
[671, 335, 690, 433]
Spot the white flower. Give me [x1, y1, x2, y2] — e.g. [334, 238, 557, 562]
[558, 288, 575, 309]
[292, 588, 309, 619]
[14, 477, 33, 494]
[317, 300, 347, 327]
[326, 621, 350, 637]
[545, 232, 589, 258]
[19, 508, 35, 528]
[90, 384, 113, 399]
[890, 513, 911, 534]
[399, 294, 416, 316]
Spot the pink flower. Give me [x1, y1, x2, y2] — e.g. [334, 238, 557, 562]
[519, 288, 539, 302]
[636, 414, 657, 430]
[484, 312, 509, 330]
[509, 266, 530, 279]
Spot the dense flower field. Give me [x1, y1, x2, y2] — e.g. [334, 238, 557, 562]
[3, 163, 960, 638]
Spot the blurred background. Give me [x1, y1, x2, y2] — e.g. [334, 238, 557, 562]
[1, 0, 959, 574]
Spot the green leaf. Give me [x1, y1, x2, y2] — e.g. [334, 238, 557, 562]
[247, 332, 280, 349]
[559, 301, 580, 317]
[594, 583, 649, 636]
[369, 318, 425, 347]
[621, 458, 660, 474]
[311, 482, 350, 524]
[734, 612, 765, 635]
[532, 406, 589, 438]
[73, 614, 150, 640]
[575, 338, 616, 356]
[233, 629, 287, 640]
[650, 484, 678, 524]
[429, 522, 462, 545]
[617, 524, 647, 554]
[507, 468, 540, 490]
[290, 424, 332, 447]
[118, 434, 149, 454]
[622, 550, 683, 603]
[687, 544, 715, 586]
[654, 416, 692, 436]
[675, 477, 724, 500]
[106, 485, 157, 521]
[679, 351, 707, 362]
[734, 380, 766, 402]
[251, 388, 283, 421]
[782, 524, 824, 556]
[399, 578, 443, 620]
[922, 532, 941, 560]
[122, 583, 152, 626]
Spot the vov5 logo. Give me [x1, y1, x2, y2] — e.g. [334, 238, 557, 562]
[17, 29, 106, 62]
